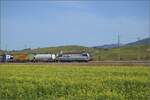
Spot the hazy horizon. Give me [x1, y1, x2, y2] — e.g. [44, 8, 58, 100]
[1, 0, 150, 50]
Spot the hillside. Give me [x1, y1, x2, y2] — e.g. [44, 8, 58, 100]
[93, 45, 150, 60]
[91, 37, 150, 60]
[0, 50, 5, 55]
[93, 44, 119, 49]
[10, 45, 95, 54]
[93, 37, 150, 49]
[8, 44, 150, 61]
[126, 37, 150, 46]
[2, 37, 150, 61]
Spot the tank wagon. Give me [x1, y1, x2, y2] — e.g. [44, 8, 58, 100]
[33, 54, 56, 62]
[56, 52, 91, 62]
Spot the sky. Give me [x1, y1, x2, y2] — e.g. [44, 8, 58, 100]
[0, 0, 150, 50]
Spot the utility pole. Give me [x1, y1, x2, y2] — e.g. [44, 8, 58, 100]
[5, 44, 7, 51]
[137, 37, 140, 60]
[149, 32, 150, 44]
[25, 44, 27, 49]
[0, 0, 1, 51]
[0, 31, 1, 51]
[118, 33, 120, 48]
[117, 33, 121, 60]
[147, 32, 150, 60]
[98, 49, 101, 61]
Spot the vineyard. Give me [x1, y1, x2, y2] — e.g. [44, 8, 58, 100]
[0, 64, 150, 100]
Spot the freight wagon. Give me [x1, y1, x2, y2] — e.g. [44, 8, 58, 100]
[12, 53, 34, 62]
[33, 54, 56, 62]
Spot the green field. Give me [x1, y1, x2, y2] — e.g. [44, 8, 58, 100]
[0, 64, 150, 100]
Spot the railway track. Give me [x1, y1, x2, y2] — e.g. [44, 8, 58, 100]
[1, 61, 150, 66]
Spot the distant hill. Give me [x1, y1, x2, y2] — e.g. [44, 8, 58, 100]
[10, 45, 95, 54]
[91, 37, 150, 60]
[126, 37, 150, 46]
[93, 37, 150, 49]
[93, 44, 119, 49]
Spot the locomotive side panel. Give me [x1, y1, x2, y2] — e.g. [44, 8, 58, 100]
[57, 53, 91, 62]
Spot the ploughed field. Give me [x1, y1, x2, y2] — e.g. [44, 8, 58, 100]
[0, 64, 149, 100]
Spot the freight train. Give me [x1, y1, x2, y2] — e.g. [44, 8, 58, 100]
[0, 52, 91, 62]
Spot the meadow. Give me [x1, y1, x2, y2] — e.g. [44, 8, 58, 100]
[0, 64, 149, 100]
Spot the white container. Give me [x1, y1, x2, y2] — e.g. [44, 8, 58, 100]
[34, 54, 56, 62]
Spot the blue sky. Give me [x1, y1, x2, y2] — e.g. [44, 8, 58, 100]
[0, 0, 150, 50]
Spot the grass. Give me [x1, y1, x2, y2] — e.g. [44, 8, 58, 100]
[0, 64, 150, 100]
[93, 45, 150, 60]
